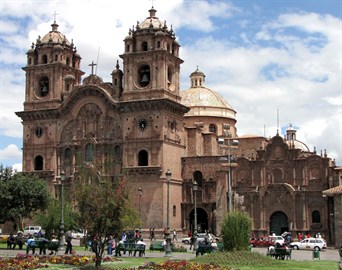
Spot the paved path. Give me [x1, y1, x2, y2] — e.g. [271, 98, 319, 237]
[1, 243, 340, 262]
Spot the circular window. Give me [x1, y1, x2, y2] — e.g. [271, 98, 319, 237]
[35, 127, 43, 138]
[138, 65, 150, 87]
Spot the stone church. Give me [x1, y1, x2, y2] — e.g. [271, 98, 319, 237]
[16, 7, 339, 244]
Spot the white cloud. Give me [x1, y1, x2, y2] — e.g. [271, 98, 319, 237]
[0, 0, 341, 165]
[0, 144, 22, 161]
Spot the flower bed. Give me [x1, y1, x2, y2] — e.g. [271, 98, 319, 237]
[0, 254, 119, 269]
[128, 260, 232, 270]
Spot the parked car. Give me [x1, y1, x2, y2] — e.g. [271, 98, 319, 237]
[23, 226, 43, 236]
[289, 238, 326, 250]
[71, 229, 86, 239]
[182, 233, 219, 244]
[250, 235, 285, 247]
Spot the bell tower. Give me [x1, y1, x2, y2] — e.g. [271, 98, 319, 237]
[23, 20, 84, 111]
[120, 7, 183, 102]
[17, 20, 84, 173]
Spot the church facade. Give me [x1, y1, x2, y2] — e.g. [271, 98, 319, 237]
[16, 7, 338, 244]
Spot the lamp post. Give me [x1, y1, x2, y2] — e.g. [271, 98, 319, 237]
[138, 187, 143, 230]
[164, 169, 172, 257]
[59, 170, 65, 250]
[193, 180, 198, 252]
[228, 142, 233, 213]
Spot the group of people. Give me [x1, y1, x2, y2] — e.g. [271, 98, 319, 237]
[113, 230, 146, 257]
[6, 232, 24, 250]
[6, 230, 73, 256]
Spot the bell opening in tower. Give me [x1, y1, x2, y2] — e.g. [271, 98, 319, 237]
[139, 65, 150, 87]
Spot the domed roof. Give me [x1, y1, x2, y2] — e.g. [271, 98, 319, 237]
[139, 7, 164, 29]
[40, 21, 70, 45]
[181, 68, 236, 119]
[181, 87, 232, 109]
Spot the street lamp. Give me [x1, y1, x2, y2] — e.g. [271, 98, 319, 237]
[228, 141, 233, 213]
[59, 170, 65, 250]
[193, 180, 198, 252]
[227, 139, 239, 213]
[165, 169, 172, 257]
[138, 187, 143, 230]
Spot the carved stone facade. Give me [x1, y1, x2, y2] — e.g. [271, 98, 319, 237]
[16, 7, 339, 244]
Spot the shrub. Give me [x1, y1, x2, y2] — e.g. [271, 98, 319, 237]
[221, 211, 251, 251]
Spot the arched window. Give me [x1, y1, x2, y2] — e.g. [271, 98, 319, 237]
[138, 150, 148, 166]
[209, 124, 217, 134]
[66, 57, 70, 66]
[273, 168, 283, 183]
[55, 54, 58, 61]
[312, 210, 321, 223]
[64, 148, 71, 159]
[114, 145, 121, 158]
[173, 205, 176, 217]
[85, 143, 94, 162]
[157, 41, 161, 48]
[142, 41, 148, 51]
[42, 54, 48, 64]
[193, 170, 203, 187]
[34, 155, 43, 170]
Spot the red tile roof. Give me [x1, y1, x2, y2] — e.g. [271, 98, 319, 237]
[323, 185, 342, 196]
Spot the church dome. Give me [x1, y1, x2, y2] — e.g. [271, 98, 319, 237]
[181, 68, 236, 119]
[40, 21, 70, 45]
[139, 7, 164, 29]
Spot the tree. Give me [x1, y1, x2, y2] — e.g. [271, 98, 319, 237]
[72, 164, 137, 268]
[221, 210, 252, 251]
[0, 165, 52, 231]
[34, 199, 80, 239]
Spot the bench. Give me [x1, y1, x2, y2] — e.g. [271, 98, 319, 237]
[216, 242, 224, 251]
[115, 243, 145, 257]
[26, 239, 60, 255]
[267, 247, 291, 260]
[196, 244, 214, 256]
[149, 241, 164, 251]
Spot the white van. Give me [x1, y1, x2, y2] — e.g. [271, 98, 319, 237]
[23, 226, 42, 236]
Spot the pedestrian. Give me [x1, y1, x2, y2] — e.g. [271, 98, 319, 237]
[49, 234, 59, 255]
[108, 235, 113, 255]
[15, 232, 24, 250]
[26, 235, 36, 254]
[121, 231, 127, 255]
[65, 230, 73, 254]
[189, 234, 194, 250]
[173, 229, 177, 241]
[7, 233, 15, 249]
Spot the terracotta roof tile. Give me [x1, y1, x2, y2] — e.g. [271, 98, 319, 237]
[323, 185, 342, 196]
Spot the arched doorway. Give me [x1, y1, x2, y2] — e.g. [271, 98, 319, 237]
[188, 208, 208, 233]
[270, 211, 288, 235]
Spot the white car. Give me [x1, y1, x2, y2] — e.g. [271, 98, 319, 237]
[289, 238, 326, 251]
[23, 226, 43, 236]
[71, 229, 86, 239]
[182, 233, 218, 244]
[270, 235, 285, 246]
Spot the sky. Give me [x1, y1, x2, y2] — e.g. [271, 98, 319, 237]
[0, 0, 341, 171]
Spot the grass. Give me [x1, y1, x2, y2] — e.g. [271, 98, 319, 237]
[192, 251, 339, 270]
[0, 243, 339, 270]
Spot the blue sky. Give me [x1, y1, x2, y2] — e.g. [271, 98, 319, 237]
[0, 0, 341, 170]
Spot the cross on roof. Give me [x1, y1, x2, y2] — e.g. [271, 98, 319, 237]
[53, 11, 58, 22]
[89, 61, 97, 75]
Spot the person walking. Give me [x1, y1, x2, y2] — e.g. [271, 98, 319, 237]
[65, 230, 73, 254]
[173, 229, 177, 241]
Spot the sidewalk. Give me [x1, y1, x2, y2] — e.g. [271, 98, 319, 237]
[0, 245, 196, 261]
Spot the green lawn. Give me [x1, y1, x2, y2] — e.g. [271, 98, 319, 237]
[0, 243, 339, 270]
